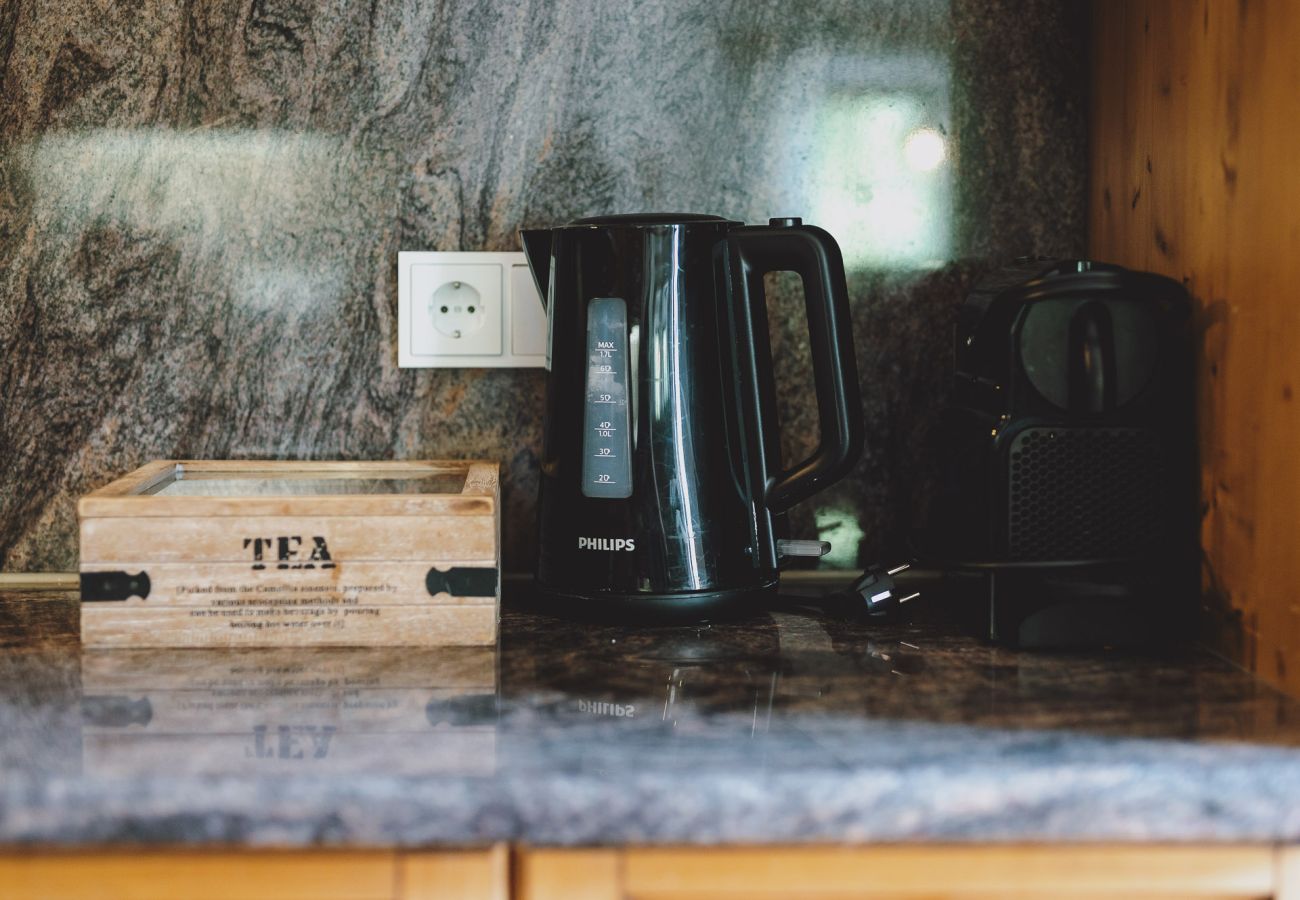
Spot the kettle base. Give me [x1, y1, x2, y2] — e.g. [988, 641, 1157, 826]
[532, 579, 779, 624]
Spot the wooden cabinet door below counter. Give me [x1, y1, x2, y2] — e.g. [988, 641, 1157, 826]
[517, 846, 1284, 900]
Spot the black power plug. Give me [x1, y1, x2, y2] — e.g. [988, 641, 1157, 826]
[823, 563, 920, 619]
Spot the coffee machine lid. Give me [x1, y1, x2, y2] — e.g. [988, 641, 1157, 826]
[562, 212, 739, 228]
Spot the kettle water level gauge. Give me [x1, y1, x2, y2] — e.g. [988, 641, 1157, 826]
[582, 297, 632, 499]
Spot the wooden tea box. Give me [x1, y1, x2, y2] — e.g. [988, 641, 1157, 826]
[78, 460, 500, 648]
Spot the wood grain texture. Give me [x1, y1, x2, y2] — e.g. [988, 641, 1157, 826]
[81, 460, 178, 501]
[80, 460, 496, 518]
[0, 846, 1285, 900]
[513, 846, 1279, 899]
[0, 572, 78, 590]
[1089, 0, 1300, 692]
[81, 516, 496, 562]
[515, 849, 622, 900]
[79, 644, 497, 690]
[78, 561, 497, 605]
[0, 851, 401, 900]
[400, 847, 509, 900]
[81, 602, 497, 648]
[0, 850, 509, 900]
[622, 845, 1276, 897]
[79, 495, 496, 519]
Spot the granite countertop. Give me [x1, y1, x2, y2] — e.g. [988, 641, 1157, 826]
[4, 584, 1300, 848]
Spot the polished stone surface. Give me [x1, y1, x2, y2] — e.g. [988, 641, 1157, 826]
[0, 0, 1088, 573]
[5, 584, 1300, 847]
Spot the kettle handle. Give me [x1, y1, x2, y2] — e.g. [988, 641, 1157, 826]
[720, 220, 863, 513]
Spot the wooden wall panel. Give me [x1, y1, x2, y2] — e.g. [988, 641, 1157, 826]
[1090, 0, 1300, 692]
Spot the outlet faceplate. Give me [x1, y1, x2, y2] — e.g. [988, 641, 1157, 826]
[398, 251, 546, 368]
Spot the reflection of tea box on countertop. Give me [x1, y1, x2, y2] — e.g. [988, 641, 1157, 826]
[78, 460, 500, 648]
[80, 646, 498, 776]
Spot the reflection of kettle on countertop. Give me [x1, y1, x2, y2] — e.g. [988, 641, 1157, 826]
[501, 609, 786, 733]
[521, 213, 864, 622]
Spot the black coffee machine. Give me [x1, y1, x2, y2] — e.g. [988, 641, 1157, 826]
[922, 258, 1197, 647]
[520, 214, 864, 621]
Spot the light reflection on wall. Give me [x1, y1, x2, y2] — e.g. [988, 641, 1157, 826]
[812, 90, 952, 270]
[815, 504, 866, 568]
[23, 129, 352, 312]
[763, 50, 953, 272]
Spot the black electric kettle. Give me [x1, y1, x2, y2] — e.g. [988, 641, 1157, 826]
[521, 213, 863, 621]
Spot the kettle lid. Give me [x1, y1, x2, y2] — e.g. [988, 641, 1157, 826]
[563, 212, 738, 228]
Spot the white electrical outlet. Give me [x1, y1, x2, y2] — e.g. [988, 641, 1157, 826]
[398, 251, 546, 368]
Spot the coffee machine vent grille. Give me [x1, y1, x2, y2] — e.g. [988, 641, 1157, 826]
[1007, 427, 1165, 561]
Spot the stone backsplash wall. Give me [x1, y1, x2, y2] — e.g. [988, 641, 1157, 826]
[0, 0, 1087, 572]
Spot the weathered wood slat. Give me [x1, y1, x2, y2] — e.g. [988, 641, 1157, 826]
[82, 516, 496, 563]
[82, 603, 498, 648]
[78, 561, 497, 605]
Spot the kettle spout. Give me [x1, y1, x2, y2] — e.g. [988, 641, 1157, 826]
[519, 228, 552, 310]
